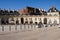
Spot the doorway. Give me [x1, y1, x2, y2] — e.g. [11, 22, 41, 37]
[1, 18, 5, 24]
[21, 17, 24, 24]
[44, 18, 47, 24]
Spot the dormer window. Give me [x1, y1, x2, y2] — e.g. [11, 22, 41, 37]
[48, 6, 59, 12]
[55, 10, 56, 12]
[10, 11, 13, 13]
[50, 10, 51, 12]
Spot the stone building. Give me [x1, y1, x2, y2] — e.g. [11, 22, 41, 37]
[0, 6, 60, 25]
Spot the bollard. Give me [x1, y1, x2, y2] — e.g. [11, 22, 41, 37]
[9, 26, 11, 31]
[24, 24, 27, 30]
[33, 25, 35, 29]
[29, 24, 32, 30]
[24, 24, 26, 30]
[31, 24, 32, 29]
[25, 24, 28, 30]
[24, 25, 26, 30]
[28, 25, 29, 30]
[22, 24, 24, 30]
[2, 25, 4, 31]
[15, 25, 17, 30]
[34, 25, 36, 28]
[20, 24, 22, 30]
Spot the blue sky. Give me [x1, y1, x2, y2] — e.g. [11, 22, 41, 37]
[0, 0, 60, 11]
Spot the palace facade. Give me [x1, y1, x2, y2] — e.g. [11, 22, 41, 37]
[0, 6, 60, 25]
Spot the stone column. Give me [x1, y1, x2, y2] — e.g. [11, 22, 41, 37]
[14, 18, 16, 24]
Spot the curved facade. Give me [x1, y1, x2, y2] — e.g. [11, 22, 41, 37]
[0, 6, 60, 25]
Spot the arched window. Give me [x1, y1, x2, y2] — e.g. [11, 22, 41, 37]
[38, 18, 41, 21]
[35, 18, 37, 20]
[29, 18, 32, 21]
[39, 18, 42, 22]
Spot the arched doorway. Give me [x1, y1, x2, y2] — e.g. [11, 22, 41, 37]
[30, 21, 33, 24]
[21, 17, 24, 24]
[25, 21, 28, 24]
[1, 18, 9, 24]
[1, 18, 5, 24]
[6, 18, 9, 24]
[44, 18, 47, 24]
[16, 20, 19, 24]
[35, 22, 38, 24]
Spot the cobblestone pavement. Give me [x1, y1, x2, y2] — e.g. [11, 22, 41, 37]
[0, 27, 60, 40]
